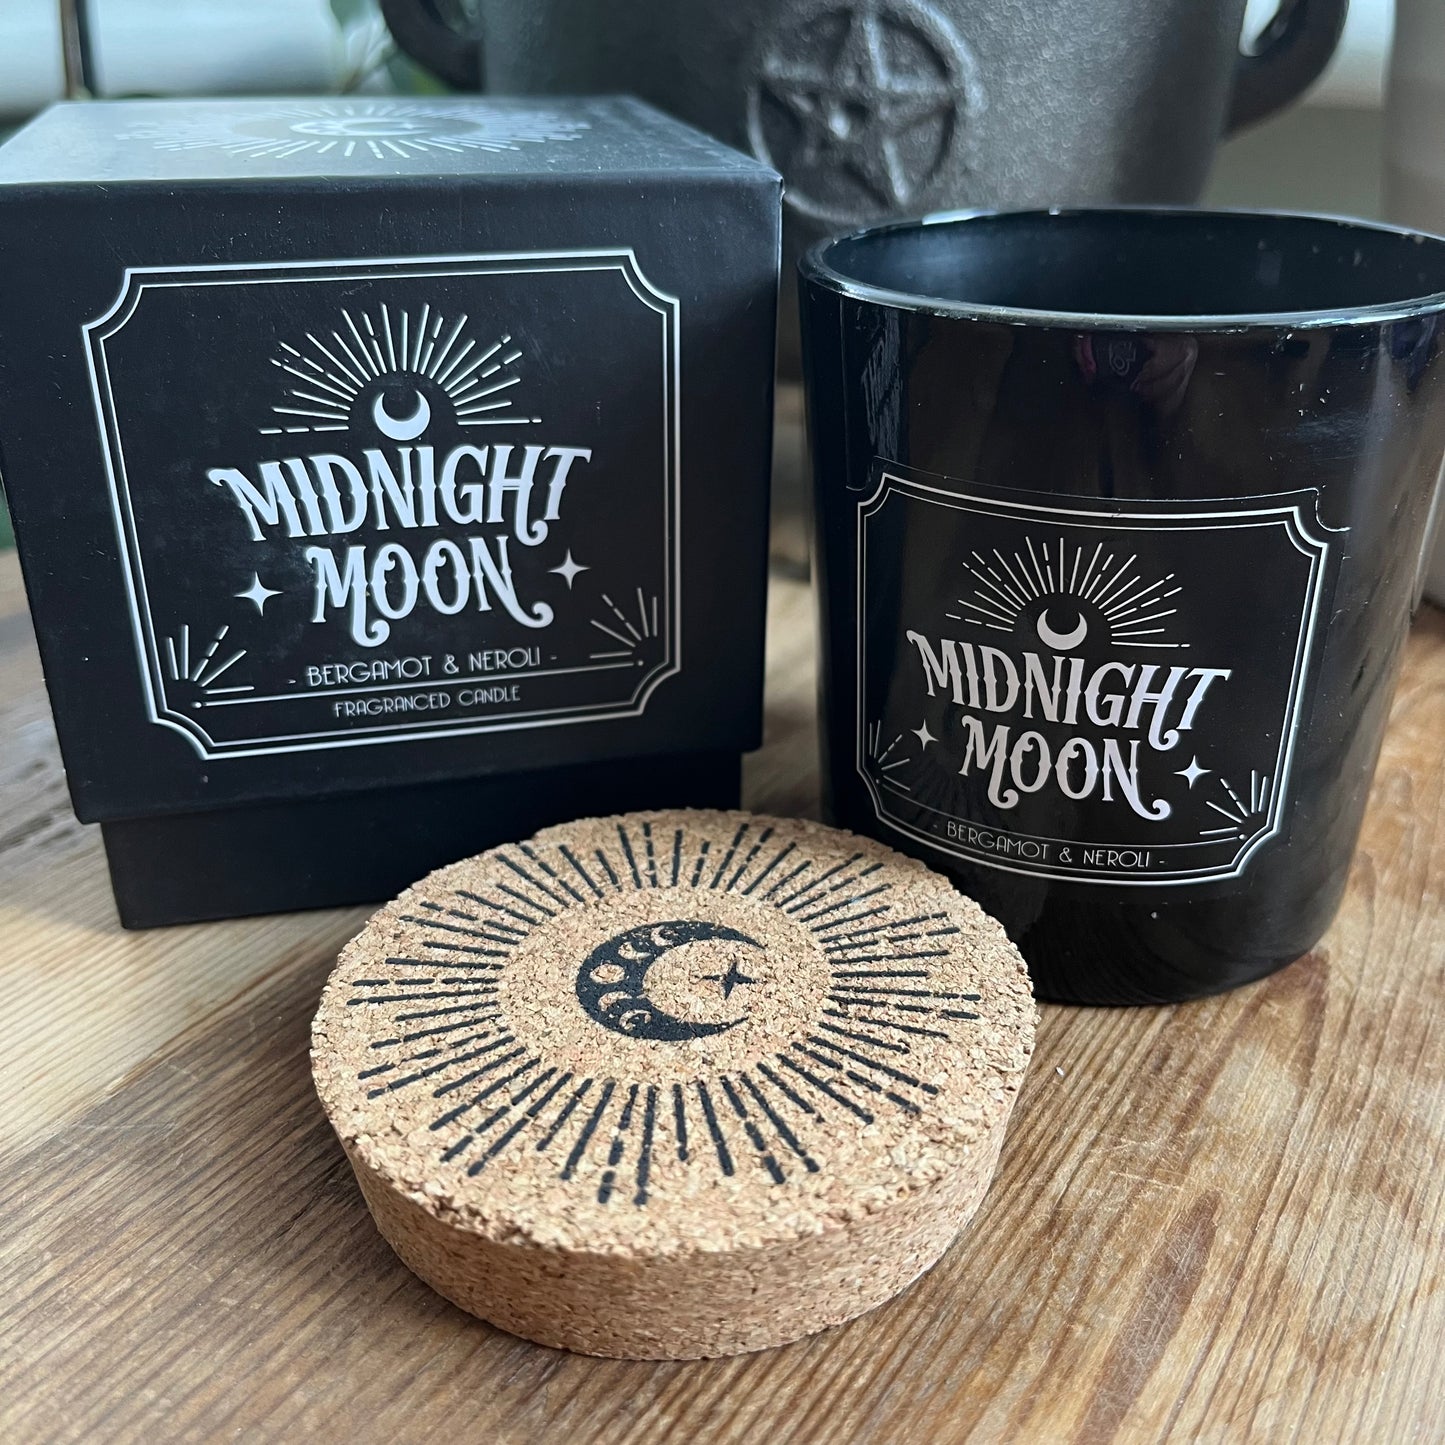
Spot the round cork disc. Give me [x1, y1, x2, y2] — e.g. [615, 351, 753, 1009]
[312, 810, 1035, 1359]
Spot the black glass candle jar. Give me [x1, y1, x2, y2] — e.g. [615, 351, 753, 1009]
[800, 209, 1445, 1005]
[0, 98, 780, 927]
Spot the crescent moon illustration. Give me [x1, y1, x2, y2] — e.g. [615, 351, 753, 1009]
[575, 919, 762, 1042]
[1036, 608, 1088, 651]
[372, 388, 431, 441]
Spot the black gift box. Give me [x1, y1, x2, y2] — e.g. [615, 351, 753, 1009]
[0, 97, 780, 926]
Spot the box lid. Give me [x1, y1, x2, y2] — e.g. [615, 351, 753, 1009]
[0, 95, 778, 188]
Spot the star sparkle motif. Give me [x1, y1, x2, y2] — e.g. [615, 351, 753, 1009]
[1176, 757, 1210, 788]
[912, 719, 937, 749]
[236, 573, 281, 614]
[702, 959, 759, 1000]
[759, 6, 955, 210]
[549, 551, 588, 589]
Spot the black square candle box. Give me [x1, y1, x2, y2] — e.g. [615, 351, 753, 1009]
[0, 97, 780, 926]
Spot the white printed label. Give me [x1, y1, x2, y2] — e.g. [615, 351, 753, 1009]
[857, 465, 1337, 886]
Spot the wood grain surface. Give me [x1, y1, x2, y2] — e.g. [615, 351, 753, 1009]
[1, 540, 1443, 1444]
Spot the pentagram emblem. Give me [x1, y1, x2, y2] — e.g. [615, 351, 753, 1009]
[745, 0, 981, 223]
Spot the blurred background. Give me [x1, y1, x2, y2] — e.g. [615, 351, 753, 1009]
[0, 0, 1404, 552]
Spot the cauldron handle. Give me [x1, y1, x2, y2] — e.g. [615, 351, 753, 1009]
[380, 0, 485, 92]
[1228, 0, 1349, 132]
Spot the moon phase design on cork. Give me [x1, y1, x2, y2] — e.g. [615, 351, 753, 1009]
[312, 810, 1036, 1359]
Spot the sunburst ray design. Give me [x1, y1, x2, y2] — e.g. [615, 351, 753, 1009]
[867, 717, 969, 818]
[587, 590, 660, 660]
[1200, 771, 1272, 838]
[119, 100, 590, 163]
[259, 306, 538, 436]
[864, 723, 911, 790]
[955, 537, 1188, 649]
[343, 819, 980, 1204]
[163, 623, 251, 694]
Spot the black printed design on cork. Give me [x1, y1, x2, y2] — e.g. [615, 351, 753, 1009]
[576, 921, 761, 1042]
[345, 817, 981, 1207]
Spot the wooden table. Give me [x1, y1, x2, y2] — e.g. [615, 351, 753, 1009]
[2, 546, 1443, 1444]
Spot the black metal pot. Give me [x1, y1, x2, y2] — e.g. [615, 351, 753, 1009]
[382, 0, 1347, 371]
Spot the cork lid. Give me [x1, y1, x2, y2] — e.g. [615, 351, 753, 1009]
[313, 810, 1035, 1358]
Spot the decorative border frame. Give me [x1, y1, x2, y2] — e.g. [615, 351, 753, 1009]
[855, 469, 1335, 886]
[83, 250, 682, 759]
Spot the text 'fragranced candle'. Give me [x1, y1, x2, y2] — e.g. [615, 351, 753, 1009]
[0, 98, 780, 927]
